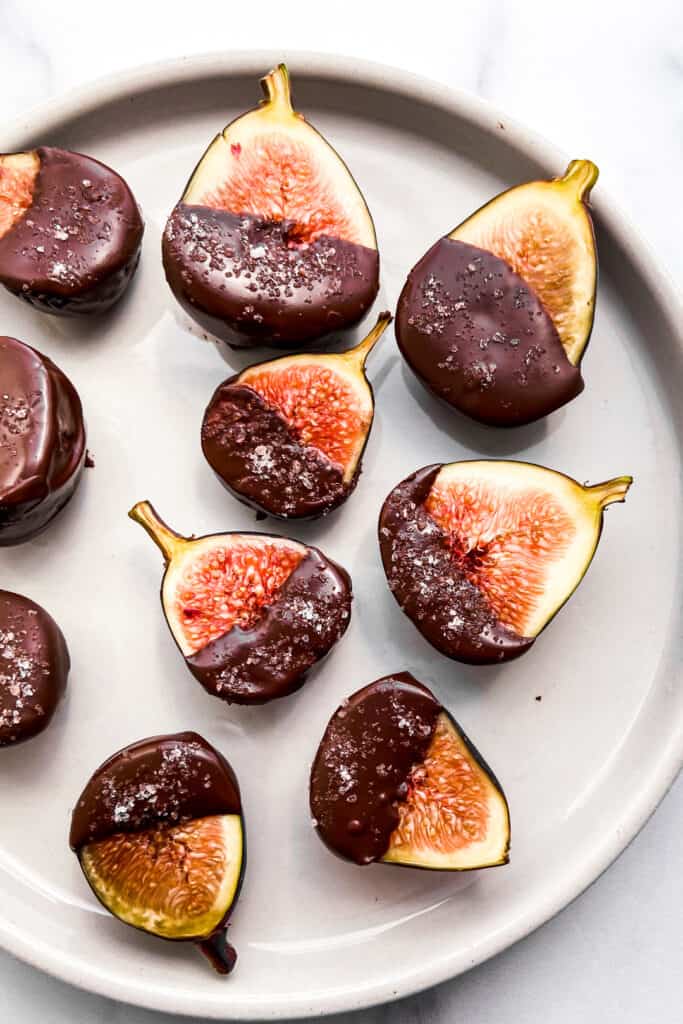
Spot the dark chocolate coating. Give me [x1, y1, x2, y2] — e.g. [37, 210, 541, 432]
[0, 590, 69, 746]
[396, 238, 583, 426]
[162, 204, 379, 349]
[310, 673, 441, 865]
[69, 731, 241, 851]
[0, 147, 143, 315]
[0, 336, 86, 544]
[379, 465, 533, 664]
[201, 380, 352, 518]
[70, 732, 243, 965]
[186, 547, 352, 704]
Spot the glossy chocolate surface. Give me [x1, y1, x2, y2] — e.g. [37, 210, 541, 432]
[310, 673, 440, 865]
[0, 336, 86, 545]
[0, 147, 143, 315]
[0, 590, 69, 746]
[186, 547, 352, 704]
[162, 205, 379, 348]
[69, 731, 241, 851]
[396, 238, 583, 426]
[201, 380, 351, 518]
[379, 466, 533, 664]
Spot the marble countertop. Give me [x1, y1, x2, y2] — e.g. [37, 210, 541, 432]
[1, 1, 680, 1021]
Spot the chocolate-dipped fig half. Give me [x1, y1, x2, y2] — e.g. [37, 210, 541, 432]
[202, 311, 391, 519]
[162, 63, 379, 349]
[396, 161, 599, 426]
[310, 673, 509, 868]
[0, 589, 69, 747]
[70, 732, 244, 974]
[0, 336, 86, 545]
[379, 461, 631, 665]
[129, 502, 352, 704]
[0, 147, 143, 315]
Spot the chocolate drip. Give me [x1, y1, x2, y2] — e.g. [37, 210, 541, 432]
[201, 381, 350, 518]
[0, 336, 86, 545]
[310, 673, 441, 865]
[396, 238, 583, 426]
[186, 548, 352, 704]
[162, 205, 379, 348]
[69, 732, 241, 851]
[0, 590, 69, 746]
[378, 465, 533, 664]
[0, 147, 143, 315]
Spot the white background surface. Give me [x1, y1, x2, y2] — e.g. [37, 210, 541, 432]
[0, 1, 680, 1021]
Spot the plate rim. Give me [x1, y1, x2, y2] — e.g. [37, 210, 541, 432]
[1, 48, 681, 1020]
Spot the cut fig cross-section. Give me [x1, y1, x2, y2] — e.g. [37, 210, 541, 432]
[129, 502, 352, 704]
[201, 311, 391, 518]
[396, 161, 599, 426]
[379, 460, 631, 664]
[162, 63, 380, 349]
[70, 732, 244, 974]
[310, 672, 510, 869]
[0, 147, 143, 315]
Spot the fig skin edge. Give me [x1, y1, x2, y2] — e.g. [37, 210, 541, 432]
[76, 820, 246, 973]
[181, 63, 377, 249]
[163, 63, 380, 350]
[383, 708, 511, 873]
[73, 732, 247, 975]
[538, 471, 633, 636]
[378, 461, 633, 661]
[449, 158, 600, 368]
[395, 160, 600, 429]
[128, 501, 352, 704]
[310, 674, 510, 871]
[202, 311, 392, 520]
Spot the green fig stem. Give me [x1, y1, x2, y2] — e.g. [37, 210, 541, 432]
[261, 63, 293, 114]
[561, 159, 599, 200]
[344, 311, 393, 370]
[586, 476, 633, 509]
[128, 501, 185, 563]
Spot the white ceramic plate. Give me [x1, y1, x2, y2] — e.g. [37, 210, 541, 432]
[0, 52, 681, 1020]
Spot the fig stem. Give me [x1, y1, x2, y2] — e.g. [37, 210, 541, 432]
[561, 159, 599, 200]
[128, 501, 185, 562]
[586, 475, 633, 508]
[261, 63, 293, 114]
[198, 931, 237, 975]
[344, 311, 393, 370]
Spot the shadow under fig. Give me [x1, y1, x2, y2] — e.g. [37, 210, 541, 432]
[400, 362, 555, 458]
[205, 300, 393, 377]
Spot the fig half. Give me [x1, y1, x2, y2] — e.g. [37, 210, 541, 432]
[0, 147, 143, 315]
[396, 161, 598, 426]
[379, 461, 631, 664]
[70, 732, 244, 974]
[310, 673, 509, 869]
[162, 64, 379, 349]
[129, 502, 352, 704]
[201, 311, 391, 518]
[0, 589, 69, 747]
[0, 336, 86, 545]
